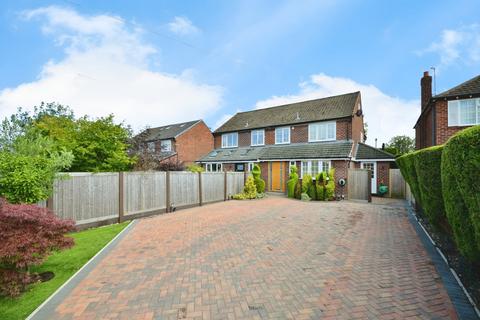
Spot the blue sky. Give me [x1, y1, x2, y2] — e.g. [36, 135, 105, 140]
[1, 0, 479, 145]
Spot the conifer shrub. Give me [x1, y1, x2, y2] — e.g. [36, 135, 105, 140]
[287, 165, 299, 198]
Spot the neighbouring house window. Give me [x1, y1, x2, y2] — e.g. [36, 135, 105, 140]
[300, 160, 331, 178]
[248, 162, 255, 171]
[289, 161, 296, 172]
[448, 98, 480, 126]
[308, 121, 336, 141]
[160, 140, 172, 152]
[147, 142, 155, 153]
[235, 163, 245, 171]
[222, 132, 238, 148]
[275, 127, 290, 144]
[206, 163, 222, 172]
[251, 129, 265, 146]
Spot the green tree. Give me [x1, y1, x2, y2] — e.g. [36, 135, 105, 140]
[385, 135, 415, 156]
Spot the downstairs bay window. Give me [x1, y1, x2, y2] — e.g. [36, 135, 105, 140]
[300, 160, 331, 178]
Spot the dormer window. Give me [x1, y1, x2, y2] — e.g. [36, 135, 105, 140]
[275, 127, 290, 144]
[160, 140, 172, 152]
[308, 121, 336, 142]
[221, 132, 238, 148]
[251, 129, 265, 146]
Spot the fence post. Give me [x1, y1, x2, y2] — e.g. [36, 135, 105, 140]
[166, 171, 171, 213]
[118, 172, 124, 223]
[198, 172, 202, 206]
[367, 170, 372, 203]
[224, 170, 227, 201]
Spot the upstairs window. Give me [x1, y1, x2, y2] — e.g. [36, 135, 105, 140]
[448, 98, 480, 126]
[222, 132, 238, 148]
[251, 129, 265, 146]
[309, 122, 336, 142]
[275, 127, 290, 144]
[160, 140, 172, 152]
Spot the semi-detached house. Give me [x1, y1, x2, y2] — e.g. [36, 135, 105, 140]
[198, 92, 395, 195]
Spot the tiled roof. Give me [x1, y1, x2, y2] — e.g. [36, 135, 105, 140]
[433, 74, 480, 99]
[215, 92, 360, 133]
[138, 120, 201, 142]
[198, 141, 354, 162]
[355, 143, 395, 160]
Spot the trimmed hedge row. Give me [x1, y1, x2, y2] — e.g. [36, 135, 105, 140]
[396, 125, 480, 261]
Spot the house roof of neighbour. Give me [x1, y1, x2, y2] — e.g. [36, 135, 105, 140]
[355, 143, 395, 160]
[198, 141, 354, 162]
[215, 92, 360, 133]
[433, 74, 480, 99]
[139, 120, 202, 141]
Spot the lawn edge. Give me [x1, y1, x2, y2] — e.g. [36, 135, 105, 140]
[407, 206, 480, 320]
[26, 220, 137, 320]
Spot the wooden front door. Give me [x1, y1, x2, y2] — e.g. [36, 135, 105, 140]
[270, 161, 286, 192]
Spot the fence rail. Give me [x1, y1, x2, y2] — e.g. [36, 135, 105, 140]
[42, 171, 245, 228]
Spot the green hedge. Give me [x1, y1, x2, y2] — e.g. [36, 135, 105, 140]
[441, 125, 480, 260]
[287, 166, 298, 198]
[414, 146, 447, 229]
[396, 152, 422, 207]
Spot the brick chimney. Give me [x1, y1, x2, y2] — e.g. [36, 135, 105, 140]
[421, 71, 432, 111]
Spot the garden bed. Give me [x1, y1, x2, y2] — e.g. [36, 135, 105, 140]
[0, 221, 130, 320]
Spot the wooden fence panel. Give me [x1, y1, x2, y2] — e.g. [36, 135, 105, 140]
[389, 169, 406, 199]
[124, 171, 166, 215]
[227, 172, 245, 197]
[170, 172, 199, 207]
[202, 172, 224, 203]
[347, 169, 370, 201]
[52, 173, 119, 224]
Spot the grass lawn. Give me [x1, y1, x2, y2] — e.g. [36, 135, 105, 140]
[0, 221, 130, 320]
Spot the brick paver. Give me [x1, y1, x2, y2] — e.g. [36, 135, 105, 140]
[40, 196, 458, 319]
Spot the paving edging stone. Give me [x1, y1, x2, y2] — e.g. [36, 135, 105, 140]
[27, 220, 138, 320]
[407, 206, 480, 320]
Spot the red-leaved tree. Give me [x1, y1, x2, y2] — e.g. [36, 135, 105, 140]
[0, 199, 75, 297]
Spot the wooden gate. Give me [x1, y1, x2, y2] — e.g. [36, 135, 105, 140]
[347, 169, 371, 201]
[388, 169, 406, 199]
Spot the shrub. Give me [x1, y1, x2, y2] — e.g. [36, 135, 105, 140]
[301, 192, 311, 201]
[442, 125, 480, 260]
[396, 152, 422, 206]
[315, 170, 335, 201]
[302, 174, 316, 200]
[287, 165, 299, 198]
[233, 176, 257, 200]
[186, 164, 204, 173]
[414, 146, 447, 229]
[251, 164, 265, 193]
[0, 200, 75, 297]
[294, 180, 302, 199]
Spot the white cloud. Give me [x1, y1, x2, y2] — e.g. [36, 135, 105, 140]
[168, 16, 199, 36]
[256, 73, 419, 146]
[0, 6, 221, 131]
[420, 24, 480, 68]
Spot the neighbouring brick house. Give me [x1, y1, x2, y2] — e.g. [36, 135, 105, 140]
[415, 72, 480, 149]
[136, 120, 213, 167]
[198, 92, 395, 195]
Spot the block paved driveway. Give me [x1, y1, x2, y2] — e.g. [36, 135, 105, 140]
[39, 196, 459, 319]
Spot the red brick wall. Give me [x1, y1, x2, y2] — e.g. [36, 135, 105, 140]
[291, 124, 308, 143]
[434, 100, 473, 145]
[351, 97, 364, 142]
[214, 135, 222, 149]
[336, 119, 351, 140]
[238, 131, 250, 147]
[175, 121, 213, 165]
[332, 160, 349, 197]
[377, 162, 391, 191]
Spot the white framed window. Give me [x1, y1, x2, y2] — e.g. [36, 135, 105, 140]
[248, 162, 255, 172]
[160, 140, 172, 152]
[147, 142, 155, 153]
[300, 160, 331, 178]
[289, 161, 296, 172]
[448, 98, 480, 126]
[275, 126, 290, 144]
[308, 121, 336, 142]
[206, 163, 223, 172]
[221, 132, 238, 148]
[251, 129, 265, 146]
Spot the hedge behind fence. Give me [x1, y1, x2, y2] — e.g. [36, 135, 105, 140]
[397, 125, 480, 261]
[441, 126, 480, 260]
